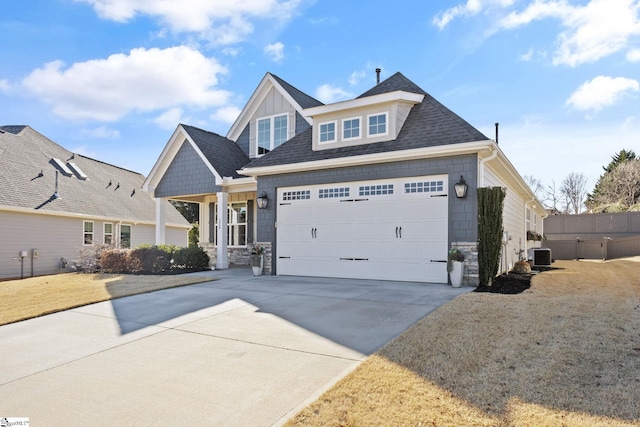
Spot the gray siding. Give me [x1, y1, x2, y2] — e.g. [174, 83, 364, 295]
[236, 125, 251, 158]
[256, 155, 478, 273]
[155, 140, 221, 198]
[0, 211, 188, 279]
[295, 112, 310, 135]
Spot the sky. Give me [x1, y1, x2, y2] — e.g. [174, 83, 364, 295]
[1, 0, 639, 194]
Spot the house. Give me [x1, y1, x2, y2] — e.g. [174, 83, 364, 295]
[144, 72, 546, 285]
[0, 126, 190, 280]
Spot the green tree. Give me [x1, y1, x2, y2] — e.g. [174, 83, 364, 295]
[477, 187, 506, 287]
[169, 200, 199, 224]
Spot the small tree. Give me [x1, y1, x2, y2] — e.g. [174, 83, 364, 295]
[478, 187, 506, 287]
[560, 172, 587, 214]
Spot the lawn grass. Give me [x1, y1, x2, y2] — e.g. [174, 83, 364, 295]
[0, 272, 215, 326]
[286, 259, 640, 426]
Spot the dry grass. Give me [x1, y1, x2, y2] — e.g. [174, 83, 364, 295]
[0, 272, 214, 326]
[286, 259, 640, 426]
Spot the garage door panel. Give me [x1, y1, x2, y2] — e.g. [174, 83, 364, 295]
[277, 175, 449, 283]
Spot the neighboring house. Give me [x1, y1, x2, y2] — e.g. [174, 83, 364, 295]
[144, 72, 546, 285]
[0, 126, 190, 280]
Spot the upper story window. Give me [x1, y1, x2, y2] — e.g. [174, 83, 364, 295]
[368, 113, 388, 136]
[319, 121, 336, 144]
[342, 118, 361, 140]
[257, 114, 288, 155]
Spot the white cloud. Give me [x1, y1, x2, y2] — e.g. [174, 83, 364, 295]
[566, 76, 639, 112]
[74, 0, 303, 45]
[627, 48, 640, 62]
[210, 106, 242, 124]
[433, 0, 515, 30]
[264, 42, 285, 62]
[519, 48, 534, 61]
[80, 126, 120, 139]
[315, 84, 353, 104]
[0, 79, 10, 94]
[348, 70, 367, 86]
[22, 46, 230, 121]
[154, 107, 186, 130]
[501, 0, 640, 67]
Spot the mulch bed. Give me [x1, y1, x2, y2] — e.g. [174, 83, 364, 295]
[474, 272, 532, 294]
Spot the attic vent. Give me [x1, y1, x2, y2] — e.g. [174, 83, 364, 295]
[50, 158, 73, 176]
[67, 162, 88, 180]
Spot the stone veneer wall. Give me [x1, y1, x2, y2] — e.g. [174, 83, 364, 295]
[452, 241, 479, 286]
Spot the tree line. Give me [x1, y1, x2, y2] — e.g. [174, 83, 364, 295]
[525, 149, 639, 214]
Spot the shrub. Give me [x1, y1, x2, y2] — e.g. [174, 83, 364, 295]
[188, 224, 199, 248]
[128, 247, 171, 273]
[75, 243, 115, 273]
[100, 249, 130, 273]
[172, 246, 209, 271]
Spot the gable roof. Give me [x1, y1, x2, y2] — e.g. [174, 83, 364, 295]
[181, 124, 250, 179]
[0, 126, 188, 226]
[242, 72, 489, 170]
[226, 72, 323, 142]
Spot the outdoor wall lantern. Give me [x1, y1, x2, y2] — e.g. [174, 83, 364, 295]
[256, 191, 269, 209]
[454, 175, 468, 199]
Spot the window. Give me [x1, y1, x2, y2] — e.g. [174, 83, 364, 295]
[120, 224, 131, 248]
[257, 114, 288, 155]
[359, 184, 393, 196]
[342, 118, 360, 140]
[404, 180, 444, 193]
[319, 187, 350, 198]
[282, 190, 311, 201]
[104, 223, 113, 244]
[228, 203, 247, 247]
[83, 221, 94, 245]
[319, 121, 336, 144]
[368, 113, 387, 136]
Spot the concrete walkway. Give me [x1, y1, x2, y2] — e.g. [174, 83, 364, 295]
[0, 269, 471, 426]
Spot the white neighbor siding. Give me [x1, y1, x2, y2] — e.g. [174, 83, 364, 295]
[0, 210, 188, 280]
[483, 167, 534, 272]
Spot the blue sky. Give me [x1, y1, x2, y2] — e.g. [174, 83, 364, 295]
[2, 0, 639, 192]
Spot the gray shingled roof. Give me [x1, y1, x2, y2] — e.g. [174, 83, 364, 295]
[0, 126, 188, 225]
[270, 73, 324, 109]
[181, 124, 251, 179]
[244, 72, 489, 169]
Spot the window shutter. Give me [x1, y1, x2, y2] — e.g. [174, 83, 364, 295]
[249, 119, 257, 158]
[247, 199, 254, 244]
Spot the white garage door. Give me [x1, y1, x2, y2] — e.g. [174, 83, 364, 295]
[276, 175, 449, 283]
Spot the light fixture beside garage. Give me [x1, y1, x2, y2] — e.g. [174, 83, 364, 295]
[257, 191, 269, 209]
[454, 175, 468, 199]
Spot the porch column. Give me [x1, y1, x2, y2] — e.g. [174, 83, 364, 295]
[216, 191, 229, 269]
[155, 198, 166, 245]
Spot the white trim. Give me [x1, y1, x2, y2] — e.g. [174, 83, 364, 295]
[367, 112, 389, 137]
[341, 116, 362, 142]
[318, 120, 337, 144]
[303, 90, 424, 117]
[227, 73, 312, 142]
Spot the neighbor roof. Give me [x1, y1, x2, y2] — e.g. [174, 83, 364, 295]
[0, 126, 188, 225]
[244, 72, 489, 169]
[181, 124, 250, 179]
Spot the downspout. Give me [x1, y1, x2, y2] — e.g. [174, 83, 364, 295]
[525, 197, 535, 258]
[478, 146, 498, 187]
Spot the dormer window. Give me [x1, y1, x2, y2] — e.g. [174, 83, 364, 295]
[342, 117, 361, 141]
[319, 121, 336, 144]
[368, 113, 388, 136]
[257, 114, 288, 155]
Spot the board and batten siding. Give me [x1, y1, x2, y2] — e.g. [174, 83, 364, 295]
[482, 167, 528, 272]
[0, 210, 188, 280]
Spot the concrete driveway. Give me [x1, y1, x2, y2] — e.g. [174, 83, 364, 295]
[0, 269, 470, 426]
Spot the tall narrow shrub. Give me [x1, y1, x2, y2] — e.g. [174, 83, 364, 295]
[478, 187, 506, 286]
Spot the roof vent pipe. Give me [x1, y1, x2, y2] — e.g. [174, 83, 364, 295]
[495, 122, 499, 145]
[376, 68, 381, 85]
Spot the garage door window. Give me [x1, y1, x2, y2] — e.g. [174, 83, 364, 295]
[319, 187, 350, 198]
[359, 184, 394, 196]
[282, 190, 311, 201]
[404, 180, 444, 193]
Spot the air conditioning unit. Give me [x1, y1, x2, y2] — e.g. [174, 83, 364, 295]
[528, 248, 552, 267]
